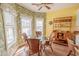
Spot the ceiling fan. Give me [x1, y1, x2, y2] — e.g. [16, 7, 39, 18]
[32, 3, 53, 10]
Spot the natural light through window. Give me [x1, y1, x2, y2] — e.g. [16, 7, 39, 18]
[21, 16, 32, 38]
[3, 9, 17, 47]
[35, 17, 44, 36]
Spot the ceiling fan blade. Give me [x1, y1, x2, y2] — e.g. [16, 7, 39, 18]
[38, 6, 42, 10]
[46, 3, 53, 4]
[32, 3, 42, 6]
[45, 6, 51, 9]
[32, 3, 40, 5]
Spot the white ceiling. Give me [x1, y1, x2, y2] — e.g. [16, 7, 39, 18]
[18, 3, 77, 13]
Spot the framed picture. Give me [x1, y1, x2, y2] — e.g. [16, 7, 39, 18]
[53, 16, 72, 31]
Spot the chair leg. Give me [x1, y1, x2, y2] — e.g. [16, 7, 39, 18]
[49, 45, 53, 53]
[43, 45, 53, 55]
[67, 50, 72, 56]
[38, 52, 40, 56]
[43, 45, 45, 52]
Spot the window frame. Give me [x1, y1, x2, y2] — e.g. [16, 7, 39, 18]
[20, 15, 32, 38]
[35, 17, 44, 36]
[3, 9, 17, 48]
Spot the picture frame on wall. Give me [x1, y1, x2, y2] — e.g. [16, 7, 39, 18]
[53, 16, 72, 31]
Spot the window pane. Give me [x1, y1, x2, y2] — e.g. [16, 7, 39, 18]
[5, 28, 15, 44]
[3, 10, 16, 47]
[3, 11, 15, 26]
[35, 18, 43, 35]
[21, 17, 32, 38]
